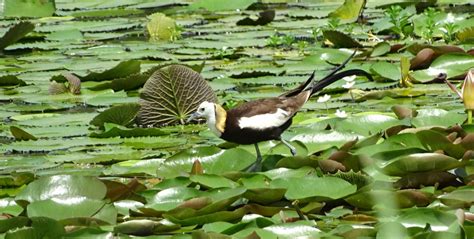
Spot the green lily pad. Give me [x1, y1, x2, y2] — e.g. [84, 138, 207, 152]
[157, 146, 255, 178]
[90, 104, 140, 129]
[270, 176, 357, 201]
[439, 186, 474, 207]
[16, 175, 107, 203]
[322, 30, 362, 48]
[27, 199, 117, 224]
[379, 153, 464, 176]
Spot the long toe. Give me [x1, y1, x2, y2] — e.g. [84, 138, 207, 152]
[290, 148, 297, 156]
[246, 161, 262, 172]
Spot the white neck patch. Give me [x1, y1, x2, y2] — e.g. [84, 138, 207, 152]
[206, 112, 222, 137]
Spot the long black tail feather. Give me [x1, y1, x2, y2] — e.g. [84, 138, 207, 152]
[281, 50, 372, 97]
[310, 69, 373, 95]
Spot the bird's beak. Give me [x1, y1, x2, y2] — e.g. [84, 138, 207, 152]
[186, 112, 199, 123]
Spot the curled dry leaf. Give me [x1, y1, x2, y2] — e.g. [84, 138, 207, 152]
[410, 48, 435, 70]
[138, 65, 217, 127]
[63, 73, 81, 95]
[48, 81, 68, 95]
[391, 105, 418, 119]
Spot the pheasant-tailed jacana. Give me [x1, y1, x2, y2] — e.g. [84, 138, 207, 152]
[188, 52, 372, 171]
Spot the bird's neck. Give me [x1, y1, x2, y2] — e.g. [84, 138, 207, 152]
[207, 104, 227, 137]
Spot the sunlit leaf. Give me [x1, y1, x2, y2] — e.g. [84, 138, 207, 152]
[2, 0, 55, 17]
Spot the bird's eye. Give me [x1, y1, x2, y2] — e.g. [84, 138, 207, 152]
[199, 108, 205, 112]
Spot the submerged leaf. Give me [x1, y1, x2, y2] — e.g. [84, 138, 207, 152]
[138, 65, 217, 126]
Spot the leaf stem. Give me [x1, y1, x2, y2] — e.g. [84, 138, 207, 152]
[468, 110, 472, 125]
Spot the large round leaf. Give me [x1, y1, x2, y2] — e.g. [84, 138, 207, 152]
[379, 153, 464, 176]
[138, 65, 217, 126]
[16, 175, 107, 203]
[270, 176, 356, 201]
[156, 146, 255, 178]
[27, 198, 117, 224]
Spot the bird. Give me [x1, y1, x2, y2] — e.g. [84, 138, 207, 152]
[188, 52, 372, 171]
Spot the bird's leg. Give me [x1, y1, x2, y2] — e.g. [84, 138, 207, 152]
[246, 143, 263, 172]
[281, 139, 297, 156]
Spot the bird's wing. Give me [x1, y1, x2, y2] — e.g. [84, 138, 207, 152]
[229, 93, 310, 130]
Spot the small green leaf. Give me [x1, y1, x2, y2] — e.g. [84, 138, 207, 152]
[371, 42, 391, 57]
[322, 30, 362, 48]
[0, 75, 27, 86]
[10, 126, 37, 141]
[90, 103, 140, 129]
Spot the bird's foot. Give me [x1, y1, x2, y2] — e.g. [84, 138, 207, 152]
[246, 161, 262, 172]
[281, 139, 297, 156]
[289, 148, 297, 156]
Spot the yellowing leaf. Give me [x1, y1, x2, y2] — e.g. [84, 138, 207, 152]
[328, 0, 366, 23]
[146, 13, 180, 42]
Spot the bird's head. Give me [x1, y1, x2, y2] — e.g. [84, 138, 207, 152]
[187, 101, 216, 122]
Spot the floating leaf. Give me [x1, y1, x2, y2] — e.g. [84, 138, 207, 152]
[379, 153, 465, 176]
[189, 0, 255, 11]
[439, 186, 474, 207]
[156, 146, 255, 178]
[90, 103, 141, 129]
[270, 176, 357, 201]
[10, 126, 37, 141]
[2, 0, 55, 17]
[322, 30, 362, 48]
[370, 62, 399, 81]
[16, 175, 107, 203]
[0, 22, 34, 51]
[138, 65, 217, 126]
[371, 41, 391, 57]
[27, 198, 117, 224]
